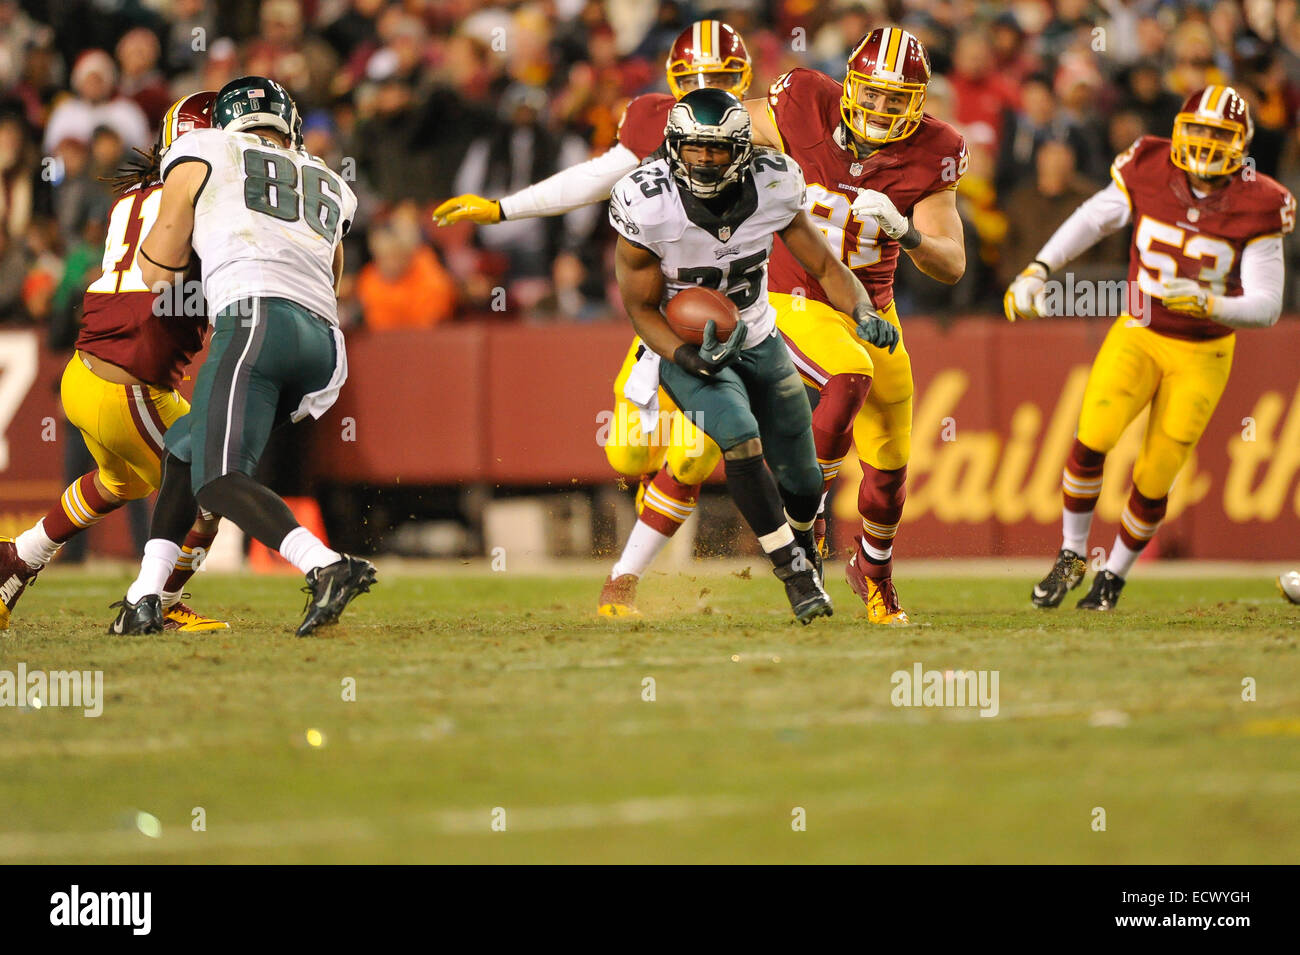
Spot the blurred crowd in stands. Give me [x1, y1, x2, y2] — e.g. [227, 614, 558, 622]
[4, 0, 1300, 335]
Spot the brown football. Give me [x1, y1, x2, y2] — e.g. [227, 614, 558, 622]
[664, 286, 741, 345]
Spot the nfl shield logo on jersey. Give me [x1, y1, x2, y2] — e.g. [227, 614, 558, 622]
[718, 226, 731, 242]
[1188, 207, 1200, 222]
[850, 161, 863, 176]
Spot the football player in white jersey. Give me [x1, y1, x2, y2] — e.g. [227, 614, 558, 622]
[110, 76, 376, 636]
[610, 89, 897, 622]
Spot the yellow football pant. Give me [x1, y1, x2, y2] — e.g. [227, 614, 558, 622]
[1076, 317, 1235, 500]
[60, 352, 190, 500]
[605, 337, 722, 486]
[772, 295, 913, 471]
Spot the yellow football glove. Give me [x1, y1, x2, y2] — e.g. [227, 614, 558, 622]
[432, 194, 502, 226]
[1003, 261, 1049, 322]
[1160, 278, 1213, 318]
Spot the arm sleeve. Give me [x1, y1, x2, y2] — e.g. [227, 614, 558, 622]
[1035, 181, 1133, 272]
[1211, 235, 1285, 328]
[499, 143, 640, 220]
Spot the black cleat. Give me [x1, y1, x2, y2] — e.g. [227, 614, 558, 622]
[1031, 549, 1087, 608]
[1076, 569, 1124, 611]
[792, 525, 824, 585]
[296, 555, 377, 636]
[774, 561, 833, 625]
[108, 594, 164, 634]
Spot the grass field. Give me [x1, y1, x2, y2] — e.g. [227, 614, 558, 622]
[2, 561, 1298, 864]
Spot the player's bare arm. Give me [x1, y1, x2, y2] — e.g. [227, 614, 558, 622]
[139, 161, 204, 288]
[742, 98, 780, 149]
[333, 242, 344, 295]
[904, 187, 965, 284]
[614, 236, 680, 360]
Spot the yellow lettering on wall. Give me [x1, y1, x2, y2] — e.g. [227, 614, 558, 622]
[1224, 384, 1300, 521]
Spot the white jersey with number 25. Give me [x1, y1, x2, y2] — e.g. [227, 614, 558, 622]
[608, 148, 806, 349]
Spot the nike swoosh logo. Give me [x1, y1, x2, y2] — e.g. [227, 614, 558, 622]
[706, 349, 727, 361]
[315, 580, 334, 609]
[1033, 585, 1050, 598]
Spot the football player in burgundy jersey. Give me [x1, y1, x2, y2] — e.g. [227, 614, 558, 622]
[1005, 86, 1295, 610]
[742, 28, 969, 624]
[434, 20, 754, 617]
[0, 92, 228, 633]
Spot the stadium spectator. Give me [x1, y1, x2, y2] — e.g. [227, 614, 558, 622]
[1117, 64, 1182, 139]
[0, 0, 1299, 323]
[42, 50, 149, 154]
[998, 140, 1127, 291]
[242, 0, 339, 111]
[357, 207, 457, 331]
[996, 73, 1094, 197]
[0, 110, 35, 241]
[115, 28, 171, 130]
[948, 33, 1021, 153]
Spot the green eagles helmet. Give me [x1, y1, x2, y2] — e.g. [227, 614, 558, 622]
[214, 75, 302, 146]
[665, 88, 753, 198]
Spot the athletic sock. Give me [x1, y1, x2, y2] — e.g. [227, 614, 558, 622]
[163, 526, 218, 594]
[610, 521, 672, 579]
[637, 467, 700, 535]
[858, 463, 906, 578]
[278, 526, 341, 575]
[1104, 537, 1140, 579]
[126, 539, 183, 604]
[20, 473, 122, 567]
[1105, 486, 1167, 578]
[14, 520, 61, 570]
[1061, 439, 1105, 554]
[725, 452, 800, 569]
[194, 472, 299, 550]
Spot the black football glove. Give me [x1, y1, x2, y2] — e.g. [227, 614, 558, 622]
[853, 303, 899, 354]
[674, 320, 748, 379]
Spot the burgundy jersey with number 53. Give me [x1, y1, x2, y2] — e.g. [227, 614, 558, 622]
[1111, 134, 1295, 340]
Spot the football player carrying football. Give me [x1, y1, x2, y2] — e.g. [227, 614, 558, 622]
[610, 88, 896, 624]
[433, 20, 754, 617]
[1005, 86, 1294, 610]
[111, 76, 374, 636]
[0, 92, 227, 633]
[743, 27, 969, 624]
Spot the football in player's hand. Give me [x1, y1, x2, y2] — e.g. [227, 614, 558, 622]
[665, 287, 740, 345]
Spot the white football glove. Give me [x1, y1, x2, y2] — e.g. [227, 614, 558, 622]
[1003, 262, 1049, 322]
[1160, 277, 1213, 318]
[851, 189, 909, 240]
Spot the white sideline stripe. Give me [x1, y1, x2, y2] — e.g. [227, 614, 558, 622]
[0, 794, 784, 859]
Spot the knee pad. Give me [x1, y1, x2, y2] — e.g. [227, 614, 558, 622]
[1132, 429, 1193, 501]
[666, 423, 721, 485]
[604, 435, 662, 480]
[771, 456, 824, 500]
